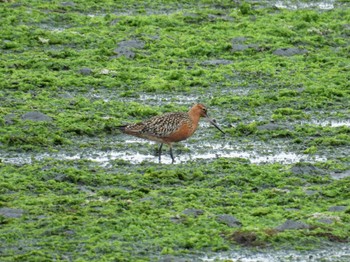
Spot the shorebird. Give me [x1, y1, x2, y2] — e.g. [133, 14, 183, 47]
[118, 103, 225, 163]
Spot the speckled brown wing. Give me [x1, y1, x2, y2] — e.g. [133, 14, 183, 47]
[127, 112, 190, 138]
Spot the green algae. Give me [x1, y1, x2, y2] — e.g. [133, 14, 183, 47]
[1, 159, 349, 260]
[1, 0, 350, 260]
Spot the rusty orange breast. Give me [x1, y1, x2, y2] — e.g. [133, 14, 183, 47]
[163, 122, 196, 143]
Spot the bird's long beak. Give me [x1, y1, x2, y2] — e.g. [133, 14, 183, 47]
[205, 115, 225, 135]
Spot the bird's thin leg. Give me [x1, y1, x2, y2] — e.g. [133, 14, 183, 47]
[169, 144, 175, 164]
[158, 143, 163, 163]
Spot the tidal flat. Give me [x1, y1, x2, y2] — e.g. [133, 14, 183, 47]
[0, 0, 350, 261]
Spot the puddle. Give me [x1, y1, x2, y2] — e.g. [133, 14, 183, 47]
[201, 243, 350, 262]
[1, 139, 326, 166]
[83, 90, 201, 105]
[274, 0, 335, 10]
[307, 119, 350, 128]
[0, 150, 327, 166]
[331, 169, 350, 180]
[136, 94, 200, 105]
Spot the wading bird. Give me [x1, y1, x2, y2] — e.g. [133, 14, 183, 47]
[118, 103, 225, 163]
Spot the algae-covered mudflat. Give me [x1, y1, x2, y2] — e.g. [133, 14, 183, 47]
[1, 0, 350, 261]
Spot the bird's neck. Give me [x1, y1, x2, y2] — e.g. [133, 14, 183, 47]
[188, 110, 201, 129]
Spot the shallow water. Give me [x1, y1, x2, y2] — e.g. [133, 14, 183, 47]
[274, 0, 335, 10]
[307, 119, 350, 128]
[331, 169, 350, 180]
[0, 137, 327, 166]
[201, 243, 350, 262]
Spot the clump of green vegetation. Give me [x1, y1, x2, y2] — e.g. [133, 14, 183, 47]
[1, 159, 349, 260]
